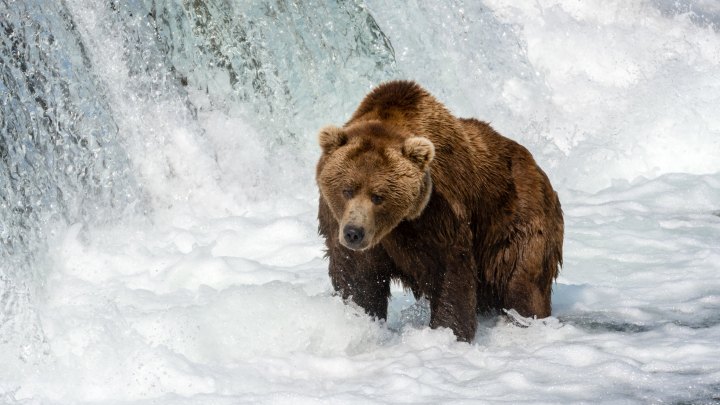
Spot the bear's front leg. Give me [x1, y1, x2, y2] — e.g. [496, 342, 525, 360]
[328, 244, 394, 320]
[429, 244, 478, 342]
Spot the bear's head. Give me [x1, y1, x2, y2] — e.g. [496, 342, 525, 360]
[316, 121, 434, 250]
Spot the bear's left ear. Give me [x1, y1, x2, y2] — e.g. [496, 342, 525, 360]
[402, 136, 435, 170]
[318, 125, 347, 154]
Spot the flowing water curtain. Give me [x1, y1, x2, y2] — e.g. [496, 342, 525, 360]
[0, 0, 398, 359]
[0, 0, 140, 360]
[143, 0, 396, 141]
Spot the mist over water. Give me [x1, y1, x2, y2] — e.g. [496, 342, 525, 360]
[1, 1, 720, 403]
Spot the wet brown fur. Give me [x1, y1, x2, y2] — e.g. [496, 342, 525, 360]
[316, 81, 564, 342]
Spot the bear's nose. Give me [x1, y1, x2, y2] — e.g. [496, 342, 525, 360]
[343, 225, 365, 247]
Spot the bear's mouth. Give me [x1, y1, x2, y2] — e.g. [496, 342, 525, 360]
[339, 239, 371, 251]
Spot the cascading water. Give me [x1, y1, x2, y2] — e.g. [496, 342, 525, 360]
[1, 0, 141, 361]
[1, 0, 395, 367]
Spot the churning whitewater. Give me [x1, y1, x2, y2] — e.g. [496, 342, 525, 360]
[1, 1, 719, 403]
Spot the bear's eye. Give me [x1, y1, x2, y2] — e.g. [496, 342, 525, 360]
[370, 194, 384, 205]
[342, 189, 354, 199]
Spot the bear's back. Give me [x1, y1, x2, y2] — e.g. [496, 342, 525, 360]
[348, 81, 427, 124]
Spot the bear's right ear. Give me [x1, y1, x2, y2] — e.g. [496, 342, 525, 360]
[318, 126, 347, 154]
[402, 136, 435, 170]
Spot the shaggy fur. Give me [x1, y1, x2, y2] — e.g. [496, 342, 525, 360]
[316, 81, 563, 342]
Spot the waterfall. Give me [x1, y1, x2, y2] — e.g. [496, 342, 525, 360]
[1, 0, 141, 361]
[1, 0, 395, 364]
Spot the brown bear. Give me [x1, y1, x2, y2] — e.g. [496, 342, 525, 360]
[316, 80, 563, 342]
